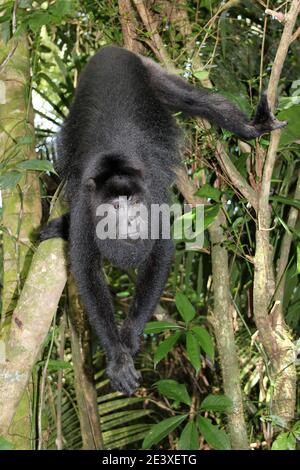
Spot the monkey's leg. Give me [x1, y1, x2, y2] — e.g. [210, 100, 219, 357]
[39, 213, 70, 241]
[120, 238, 174, 356]
[69, 213, 140, 395]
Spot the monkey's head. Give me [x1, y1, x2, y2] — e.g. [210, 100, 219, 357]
[83, 153, 155, 268]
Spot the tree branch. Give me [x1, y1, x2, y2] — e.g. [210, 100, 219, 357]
[0, 237, 68, 435]
[253, 0, 299, 426]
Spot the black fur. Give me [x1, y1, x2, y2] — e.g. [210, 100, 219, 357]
[40, 46, 286, 394]
[40, 213, 69, 241]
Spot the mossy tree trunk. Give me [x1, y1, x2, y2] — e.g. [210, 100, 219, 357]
[0, 15, 42, 448]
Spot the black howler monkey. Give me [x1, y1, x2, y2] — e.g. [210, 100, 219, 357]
[40, 46, 286, 394]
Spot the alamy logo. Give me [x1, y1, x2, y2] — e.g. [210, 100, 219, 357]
[95, 196, 204, 249]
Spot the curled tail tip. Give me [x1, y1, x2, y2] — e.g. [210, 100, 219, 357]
[271, 119, 288, 130]
[252, 92, 287, 136]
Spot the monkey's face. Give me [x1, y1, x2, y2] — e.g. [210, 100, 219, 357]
[84, 161, 154, 268]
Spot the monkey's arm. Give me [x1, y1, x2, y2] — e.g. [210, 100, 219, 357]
[120, 238, 174, 356]
[68, 209, 140, 395]
[141, 56, 287, 140]
[39, 213, 70, 241]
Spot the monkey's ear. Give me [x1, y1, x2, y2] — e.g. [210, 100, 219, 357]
[85, 177, 97, 192]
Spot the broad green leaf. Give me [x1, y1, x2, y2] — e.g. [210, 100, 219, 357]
[195, 184, 221, 202]
[0, 172, 22, 190]
[200, 394, 233, 413]
[271, 432, 296, 450]
[144, 321, 181, 334]
[175, 292, 196, 322]
[178, 420, 199, 450]
[154, 331, 181, 367]
[28, 12, 52, 32]
[17, 159, 55, 173]
[278, 105, 300, 146]
[186, 332, 200, 373]
[191, 326, 214, 360]
[197, 416, 231, 450]
[142, 414, 188, 449]
[156, 380, 191, 406]
[0, 436, 14, 450]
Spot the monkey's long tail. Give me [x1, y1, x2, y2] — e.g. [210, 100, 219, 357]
[141, 56, 287, 140]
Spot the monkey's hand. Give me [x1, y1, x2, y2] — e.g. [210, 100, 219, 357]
[106, 348, 141, 395]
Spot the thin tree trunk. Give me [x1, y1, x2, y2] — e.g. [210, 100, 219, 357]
[208, 212, 248, 449]
[253, 0, 299, 427]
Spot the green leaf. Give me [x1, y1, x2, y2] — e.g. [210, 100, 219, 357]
[193, 70, 209, 81]
[204, 204, 220, 229]
[292, 420, 300, 439]
[191, 326, 214, 360]
[18, 0, 32, 7]
[0, 15, 11, 25]
[0, 171, 22, 190]
[195, 184, 221, 202]
[15, 135, 34, 145]
[142, 414, 188, 449]
[156, 380, 191, 406]
[270, 195, 300, 211]
[175, 292, 196, 322]
[269, 414, 289, 430]
[178, 420, 199, 450]
[28, 12, 52, 32]
[197, 416, 231, 450]
[144, 321, 181, 334]
[0, 18, 11, 43]
[50, 0, 74, 18]
[200, 394, 233, 413]
[46, 359, 72, 370]
[17, 159, 55, 173]
[186, 332, 200, 373]
[154, 331, 181, 367]
[297, 244, 300, 274]
[0, 436, 14, 450]
[278, 105, 300, 146]
[271, 432, 296, 450]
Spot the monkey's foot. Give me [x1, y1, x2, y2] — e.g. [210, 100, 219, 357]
[106, 350, 141, 395]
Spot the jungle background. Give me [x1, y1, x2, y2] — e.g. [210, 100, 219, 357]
[0, 0, 299, 451]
